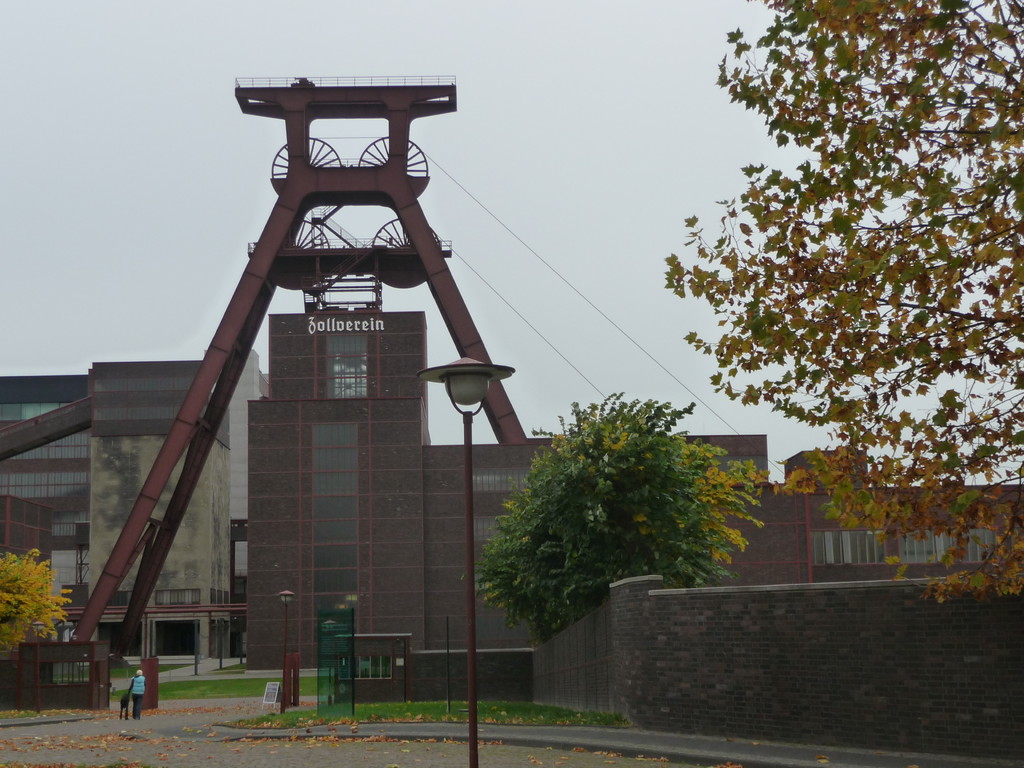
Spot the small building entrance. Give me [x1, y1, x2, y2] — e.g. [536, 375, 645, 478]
[154, 620, 199, 656]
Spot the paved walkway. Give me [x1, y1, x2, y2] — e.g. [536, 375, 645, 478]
[1, 658, 1018, 768]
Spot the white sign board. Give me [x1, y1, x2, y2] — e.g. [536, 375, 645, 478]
[262, 682, 281, 706]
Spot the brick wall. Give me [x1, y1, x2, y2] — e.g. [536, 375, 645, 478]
[535, 576, 1024, 759]
[412, 649, 532, 701]
[533, 604, 612, 713]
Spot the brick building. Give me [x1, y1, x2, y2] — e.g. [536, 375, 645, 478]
[0, 359, 265, 656]
[0, 316, 997, 696]
[726, 452, 999, 588]
[245, 311, 540, 679]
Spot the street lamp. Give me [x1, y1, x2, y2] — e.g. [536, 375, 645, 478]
[32, 620, 45, 713]
[418, 357, 515, 768]
[278, 589, 294, 714]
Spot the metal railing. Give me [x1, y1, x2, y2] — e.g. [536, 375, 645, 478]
[248, 236, 452, 254]
[235, 75, 455, 89]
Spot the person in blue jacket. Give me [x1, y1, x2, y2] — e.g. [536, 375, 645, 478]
[129, 669, 146, 720]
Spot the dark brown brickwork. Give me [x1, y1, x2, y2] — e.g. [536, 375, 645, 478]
[728, 490, 811, 586]
[412, 649, 532, 701]
[536, 577, 1024, 759]
[533, 603, 612, 713]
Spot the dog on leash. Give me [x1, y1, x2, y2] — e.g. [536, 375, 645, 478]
[119, 691, 131, 720]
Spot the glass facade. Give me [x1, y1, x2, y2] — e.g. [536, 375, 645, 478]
[312, 423, 359, 610]
[325, 336, 368, 398]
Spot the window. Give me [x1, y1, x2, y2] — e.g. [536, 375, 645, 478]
[473, 468, 529, 492]
[155, 588, 200, 605]
[325, 335, 368, 398]
[47, 661, 90, 684]
[812, 530, 885, 564]
[314, 520, 358, 543]
[234, 540, 248, 576]
[357, 655, 392, 679]
[966, 529, 997, 561]
[17, 432, 89, 460]
[900, 529, 996, 563]
[313, 447, 357, 471]
[314, 545, 357, 568]
[315, 594, 358, 613]
[0, 472, 89, 498]
[313, 423, 357, 445]
[315, 569, 358, 593]
[313, 472, 357, 495]
[93, 376, 196, 392]
[474, 517, 499, 541]
[313, 496, 357, 518]
[0, 402, 67, 421]
[51, 551, 76, 587]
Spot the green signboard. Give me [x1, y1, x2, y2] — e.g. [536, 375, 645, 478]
[316, 608, 355, 718]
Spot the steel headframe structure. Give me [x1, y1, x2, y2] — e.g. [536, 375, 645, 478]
[73, 76, 528, 654]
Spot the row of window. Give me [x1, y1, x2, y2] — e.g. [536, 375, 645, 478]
[0, 472, 89, 498]
[0, 402, 69, 421]
[473, 469, 529, 493]
[93, 376, 196, 392]
[155, 588, 201, 605]
[812, 529, 998, 565]
[53, 510, 89, 534]
[109, 589, 203, 606]
[94, 406, 180, 421]
[53, 522, 78, 537]
[10, 433, 89, 460]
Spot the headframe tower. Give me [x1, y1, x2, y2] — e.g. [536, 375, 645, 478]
[74, 77, 528, 653]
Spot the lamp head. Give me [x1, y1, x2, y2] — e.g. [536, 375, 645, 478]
[418, 357, 515, 410]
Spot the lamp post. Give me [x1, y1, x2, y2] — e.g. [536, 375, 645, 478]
[418, 357, 515, 768]
[31, 620, 45, 713]
[278, 589, 294, 714]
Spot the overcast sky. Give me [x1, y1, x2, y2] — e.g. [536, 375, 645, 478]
[0, 1, 829, 477]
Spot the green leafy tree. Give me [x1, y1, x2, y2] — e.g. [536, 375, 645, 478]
[667, 0, 1024, 597]
[477, 395, 763, 643]
[0, 549, 69, 651]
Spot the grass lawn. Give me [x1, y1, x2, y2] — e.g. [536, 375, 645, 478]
[92, 674, 627, 729]
[110, 676, 319, 701]
[235, 700, 628, 728]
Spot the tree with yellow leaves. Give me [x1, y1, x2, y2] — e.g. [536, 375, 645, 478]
[667, 0, 1024, 597]
[477, 395, 764, 643]
[0, 549, 69, 651]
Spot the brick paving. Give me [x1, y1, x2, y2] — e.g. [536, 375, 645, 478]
[0, 700, 702, 768]
[5, 699, 1024, 768]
